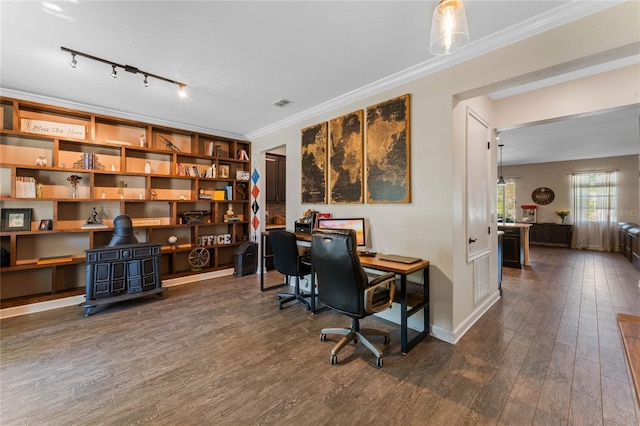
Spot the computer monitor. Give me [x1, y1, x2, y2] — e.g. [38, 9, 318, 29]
[316, 218, 366, 247]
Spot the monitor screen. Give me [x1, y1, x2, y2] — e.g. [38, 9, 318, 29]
[316, 218, 366, 247]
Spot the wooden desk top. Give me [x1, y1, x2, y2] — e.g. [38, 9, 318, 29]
[261, 230, 429, 273]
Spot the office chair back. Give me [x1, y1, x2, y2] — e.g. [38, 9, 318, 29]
[312, 229, 370, 318]
[269, 229, 309, 277]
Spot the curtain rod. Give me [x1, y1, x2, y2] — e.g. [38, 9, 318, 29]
[568, 169, 618, 175]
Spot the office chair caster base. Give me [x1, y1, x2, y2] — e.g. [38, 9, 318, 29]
[375, 357, 383, 368]
[320, 333, 326, 341]
[331, 354, 338, 365]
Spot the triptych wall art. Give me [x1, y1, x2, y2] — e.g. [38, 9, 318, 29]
[301, 93, 411, 204]
[301, 121, 328, 204]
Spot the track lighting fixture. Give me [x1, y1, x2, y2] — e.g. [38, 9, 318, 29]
[61, 46, 186, 95]
[429, 0, 470, 55]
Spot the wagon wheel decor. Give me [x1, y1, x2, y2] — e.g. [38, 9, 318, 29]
[188, 247, 210, 271]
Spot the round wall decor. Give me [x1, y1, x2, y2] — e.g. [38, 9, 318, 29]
[532, 187, 555, 205]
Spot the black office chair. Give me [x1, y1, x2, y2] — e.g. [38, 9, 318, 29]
[312, 229, 396, 367]
[269, 229, 313, 310]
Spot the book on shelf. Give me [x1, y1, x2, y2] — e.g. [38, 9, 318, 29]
[37, 255, 74, 265]
[237, 149, 249, 160]
[16, 176, 36, 198]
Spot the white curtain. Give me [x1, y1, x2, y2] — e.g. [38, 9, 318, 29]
[571, 171, 617, 251]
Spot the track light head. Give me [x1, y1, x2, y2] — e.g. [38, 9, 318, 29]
[178, 83, 186, 98]
[69, 53, 77, 68]
[111, 65, 117, 79]
[143, 75, 150, 88]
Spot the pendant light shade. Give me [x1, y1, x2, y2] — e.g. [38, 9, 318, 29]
[429, 0, 469, 55]
[497, 144, 506, 186]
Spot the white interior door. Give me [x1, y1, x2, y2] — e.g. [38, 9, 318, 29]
[466, 108, 491, 261]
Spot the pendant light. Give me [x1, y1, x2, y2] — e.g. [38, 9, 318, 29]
[429, 0, 470, 55]
[497, 144, 506, 186]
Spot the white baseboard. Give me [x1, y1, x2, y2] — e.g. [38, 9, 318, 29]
[0, 269, 235, 319]
[434, 291, 501, 345]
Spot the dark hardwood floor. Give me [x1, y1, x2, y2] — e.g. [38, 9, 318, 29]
[1, 246, 639, 425]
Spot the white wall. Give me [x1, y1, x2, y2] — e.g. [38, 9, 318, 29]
[503, 155, 639, 225]
[250, 2, 640, 343]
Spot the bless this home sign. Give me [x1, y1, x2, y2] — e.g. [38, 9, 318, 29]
[21, 119, 86, 139]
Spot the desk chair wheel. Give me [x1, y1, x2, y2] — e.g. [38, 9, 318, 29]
[320, 333, 327, 342]
[276, 295, 282, 300]
[384, 336, 390, 345]
[305, 304, 311, 311]
[375, 357, 383, 368]
[331, 354, 338, 365]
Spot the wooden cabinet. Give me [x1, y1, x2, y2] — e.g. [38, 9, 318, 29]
[501, 227, 522, 269]
[265, 153, 285, 203]
[529, 223, 573, 248]
[0, 97, 251, 307]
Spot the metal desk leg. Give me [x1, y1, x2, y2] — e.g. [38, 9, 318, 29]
[310, 266, 316, 313]
[402, 266, 430, 354]
[400, 274, 408, 354]
[260, 233, 265, 291]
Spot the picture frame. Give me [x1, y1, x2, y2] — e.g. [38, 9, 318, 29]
[301, 121, 328, 204]
[1, 208, 32, 231]
[236, 170, 250, 181]
[329, 110, 364, 204]
[39, 219, 53, 230]
[365, 94, 411, 204]
[219, 165, 230, 179]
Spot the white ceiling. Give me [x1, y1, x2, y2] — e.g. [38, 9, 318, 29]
[0, 1, 637, 165]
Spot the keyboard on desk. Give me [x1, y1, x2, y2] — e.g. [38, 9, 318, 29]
[377, 254, 422, 264]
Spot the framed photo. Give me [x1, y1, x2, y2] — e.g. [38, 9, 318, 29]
[236, 170, 250, 181]
[1, 208, 32, 231]
[219, 165, 230, 179]
[39, 219, 53, 230]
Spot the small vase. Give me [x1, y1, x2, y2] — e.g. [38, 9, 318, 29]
[70, 186, 79, 199]
[561, 216, 566, 224]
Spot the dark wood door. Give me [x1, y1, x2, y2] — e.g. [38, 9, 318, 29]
[265, 154, 286, 203]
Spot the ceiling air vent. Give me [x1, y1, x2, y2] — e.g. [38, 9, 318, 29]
[272, 98, 292, 107]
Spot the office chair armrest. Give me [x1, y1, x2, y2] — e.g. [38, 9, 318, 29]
[364, 272, 396, 314]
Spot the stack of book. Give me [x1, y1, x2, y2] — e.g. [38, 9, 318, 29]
[236, 149, 249, 160]
[16, 176, 36, 198]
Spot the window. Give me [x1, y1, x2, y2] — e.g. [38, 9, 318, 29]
[571, 170, 617, 251]
[497, 180, 516, 222]
[573, 171, 617, 223]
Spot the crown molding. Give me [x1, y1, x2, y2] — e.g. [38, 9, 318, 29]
[0, 88, 247, 141]
[246, 0, 624, 140]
